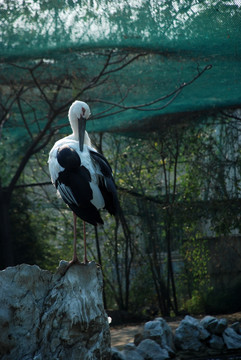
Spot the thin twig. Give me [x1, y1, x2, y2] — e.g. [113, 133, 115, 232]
[91, 64, 212, 115]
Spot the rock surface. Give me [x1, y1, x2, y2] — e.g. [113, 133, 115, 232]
[209, 334, 225, 350]
[0, 262, 111, 360]
[174, 315, 209, 351]
[136, 339, 169, 360]
[223, 327, 241, 349]
[143, 318, 174, 352]
[123, 344, 144, 360]
[201, 315, 227, 335]
[111, 314, 241, 359]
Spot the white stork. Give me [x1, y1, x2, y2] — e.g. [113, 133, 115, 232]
[48, 100, 118, 265]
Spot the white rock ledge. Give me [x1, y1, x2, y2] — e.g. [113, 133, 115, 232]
[0, 262, 111, 360]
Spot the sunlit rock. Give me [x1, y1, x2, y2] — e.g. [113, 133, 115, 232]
[0, 262, 110, 360]
[137, 339, 169, 360]
[174, 315, 209, 351]
[143, 317, 175, 353]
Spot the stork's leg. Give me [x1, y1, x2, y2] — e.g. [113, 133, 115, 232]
[83, 221, 89, 264]
[62, 213, 80, 274]
[72, 212, 79, 263]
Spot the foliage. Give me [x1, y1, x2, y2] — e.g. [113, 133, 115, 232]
[10, 185, 74, 271]
[180, 232, 212, 295]
[185, 290, 206, 315]
[91, 115, 241, 315]
[1, 0, 241, 316]
[2, 109, 241, 316]
[10, 188, 46, 266]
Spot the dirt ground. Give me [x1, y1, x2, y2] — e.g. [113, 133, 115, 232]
[110, 312, 241, 350]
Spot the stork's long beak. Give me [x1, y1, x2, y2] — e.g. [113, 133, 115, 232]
[78, 116, 86, 152]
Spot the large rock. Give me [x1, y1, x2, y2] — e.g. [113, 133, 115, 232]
[137, 339, 169, 360]
[111, 345, 145, 360]
[111, 347, 126, 360]
[122, 343, 144, 360]
[0, 262, 111, 360]
[125, 353, 144, 360]
[200, 316, 218, 333]
[223, 327, 241, 349]
[174, 315, 209, 352]
[143, 318, 175, 353]
[215, 318, 228, 335]
[124, 348, 144, 360]
[231, 322, 241, 334]
[200, 316, 227, 335]
[209, 334, 224, 350]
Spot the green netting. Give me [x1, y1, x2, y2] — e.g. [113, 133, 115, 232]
[1, 0, 241, 134]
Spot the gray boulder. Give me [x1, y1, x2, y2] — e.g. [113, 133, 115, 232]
[111, 347, 126, 360]
[200, 316, 218, 333]
[137, 339, 169, 360]
[123, 343, 136, 352]
[215, 318, 228, 334]
[124, 347, 144, 360]
[201, 316, 227, 335]
[126, 352, 144, 360]
[174, 315, 209, 351]
[143, 318, 174, 353]
[123, 343, 145, 360]
[231, 322, 241, 334]
[0, 262, 111, 360]
[223, 327, 241, 349]
[209, 334, 225, 350]
[0, 264, 52, 359]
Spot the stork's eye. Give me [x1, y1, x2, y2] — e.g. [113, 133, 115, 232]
[82, 107, 86, 116]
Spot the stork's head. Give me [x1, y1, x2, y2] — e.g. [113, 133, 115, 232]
[68, 101, 91, 151]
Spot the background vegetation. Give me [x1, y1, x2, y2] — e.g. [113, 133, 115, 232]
[3, 110, 241, 319]
[1, 0, 241, 321]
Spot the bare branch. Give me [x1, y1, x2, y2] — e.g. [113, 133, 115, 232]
[15, 181, 52, 188]
[221, 111, 241, 121]
[103, 52, 147, 77]
[4, 52, 211, 197]
[90, 64, 212, 116]
[0, 85, 24, 128]
[7, 109, 57, 193]
[109, 53, 129, 65]
[8, 60, 44, 72]
[29, 68, 54, 111]
[17, 97, 33, 139]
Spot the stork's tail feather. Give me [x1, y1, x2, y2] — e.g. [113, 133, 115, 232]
[69, 204, 104, 226]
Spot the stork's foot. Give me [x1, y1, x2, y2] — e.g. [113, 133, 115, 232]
[69, 256, 81, 266]
[60, 256, 81, 275]
[64, 256, 91, 272]
[83, 256, 90, 265]
[59, 257, 100, 276]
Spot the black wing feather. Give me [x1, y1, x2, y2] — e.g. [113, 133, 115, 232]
[57, 145, 80, 170]
[89, 150, 119, 215]
[56, 145, 104, 226]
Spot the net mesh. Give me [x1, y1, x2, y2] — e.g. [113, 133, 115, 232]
[1, 0, 241, 134]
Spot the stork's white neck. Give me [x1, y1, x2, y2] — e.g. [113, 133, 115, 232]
[70, 129, 92, 147]
[68, 100, 91, 147]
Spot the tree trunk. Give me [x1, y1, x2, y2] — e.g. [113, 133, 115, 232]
[166, 225, 178, 315]
[0, 186, 14, 269]
[148, 256, 170, 316]
[113, 217, 124, 310]
[118, 208, 133, 312]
